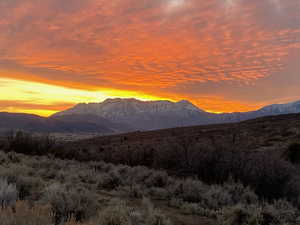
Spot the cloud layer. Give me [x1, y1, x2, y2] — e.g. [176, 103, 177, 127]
[0, 0, 300, 114]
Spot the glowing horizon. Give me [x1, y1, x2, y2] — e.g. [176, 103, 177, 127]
[0, 77, 261, 117]
[0, 78, 168, 116]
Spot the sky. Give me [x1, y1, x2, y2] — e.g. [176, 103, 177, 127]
[0, 0, 300, 116]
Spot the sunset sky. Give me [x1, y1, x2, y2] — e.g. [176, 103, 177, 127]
[1, 0, 300, 116]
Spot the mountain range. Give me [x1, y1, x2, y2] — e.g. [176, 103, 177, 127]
[1, 98, 300, 134]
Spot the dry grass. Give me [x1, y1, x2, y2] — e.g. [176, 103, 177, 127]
[0, 201, 52, 225]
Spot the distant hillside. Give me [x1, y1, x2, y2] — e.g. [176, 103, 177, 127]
[0, 112, 126, 134]
[74, 112, 300, 148]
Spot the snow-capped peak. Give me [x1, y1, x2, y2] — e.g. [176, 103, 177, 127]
[259, 100, 300, 114]
[53, 98, 205, 120]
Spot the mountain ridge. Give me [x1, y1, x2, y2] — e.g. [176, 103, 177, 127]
[1, 98, 300, 133]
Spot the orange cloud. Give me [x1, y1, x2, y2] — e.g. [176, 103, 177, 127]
[0, 0, 300, 114]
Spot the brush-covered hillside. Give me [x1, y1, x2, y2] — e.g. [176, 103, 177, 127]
[1, 113, 300, 225]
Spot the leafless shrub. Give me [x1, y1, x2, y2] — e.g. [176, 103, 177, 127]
[180, 202, 201, 215]
[0, 151, 8, 164]
[145, 171, 169, 188]
[217, 204, 261, 225]
[0, 178, 18, 209]
[180, 179, 205, 203]
[147, 187, 169, 200]
[222, 182, 258, 205]
[0, 164, 33, 184]
[129, 166, 153, 184]
[126, 184, 145, 199]
[265, 200, 298, 223]
[97, 172, 122, 190]
[43, 183, 98, 224]
[202, 182, 258, 210]
[93, 200, 132, 225]
[180, 202, 216, 218]
[16, 176, 43, 200]
[142, 197, 172, 225]
[6, 151, 21, 163]
[218, 202, 298, 225]
[202, 185, 233, 210]
[168, 197, 183, 208]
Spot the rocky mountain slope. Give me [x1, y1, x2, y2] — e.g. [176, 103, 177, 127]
[52, 98, 212, 130]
